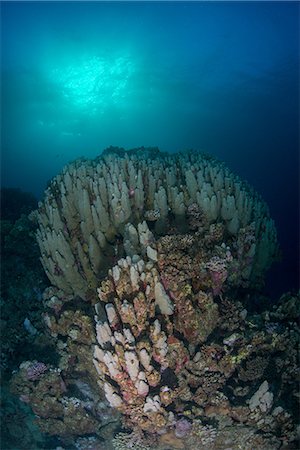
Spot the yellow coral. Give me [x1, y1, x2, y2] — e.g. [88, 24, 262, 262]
[182, 284, 193, 295]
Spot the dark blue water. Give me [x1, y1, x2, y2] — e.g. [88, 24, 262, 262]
[1, 1, 299, 297]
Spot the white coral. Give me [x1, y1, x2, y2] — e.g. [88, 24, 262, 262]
[125, 351, 139, 381]
[104, 382, 123, 408]
[154, 281, 174, 315]
[249, 380, 273, 413]
[37, 148, 278, 298]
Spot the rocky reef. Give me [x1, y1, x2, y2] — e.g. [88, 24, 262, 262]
[7, 148, 299, 449]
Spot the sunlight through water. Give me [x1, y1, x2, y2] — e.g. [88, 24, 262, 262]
[49, 55, 136, 114]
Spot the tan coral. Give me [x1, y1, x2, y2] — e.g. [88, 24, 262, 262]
[158, 431, 185, 449]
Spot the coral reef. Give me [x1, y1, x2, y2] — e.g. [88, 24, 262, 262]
[6, 148, 299, 449]
[1, 381, 47, 450]
[10, 358, 120, 445]
[92, 219, 299, 447]
[1, 190, 51, 449]
[1, 211, 49, 373]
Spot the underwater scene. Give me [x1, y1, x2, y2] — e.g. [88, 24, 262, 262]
[1, 2, 299, 449]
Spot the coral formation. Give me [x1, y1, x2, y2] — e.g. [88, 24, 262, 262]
[10, 357, 120, 443]
[7, 148, 299, 449]
[92, 220, 299, 445]
[36, 147, 278, 299]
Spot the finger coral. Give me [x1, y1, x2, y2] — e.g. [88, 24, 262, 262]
[36, 147, 278, 299]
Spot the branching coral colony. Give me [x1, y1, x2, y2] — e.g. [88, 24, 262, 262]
[11, 148, 300, 449]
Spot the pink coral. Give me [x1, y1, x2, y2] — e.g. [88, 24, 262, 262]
[175, 417, 192, 438]
[19, 394, 30, 403]
[128, 187, 135, 198]
[205, 256, 228, 296]
[210, 268, 228, 295]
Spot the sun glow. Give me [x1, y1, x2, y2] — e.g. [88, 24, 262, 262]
[49, 55, 136, 113]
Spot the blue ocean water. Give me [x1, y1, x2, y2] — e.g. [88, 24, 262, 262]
[1, 1, 299, 297]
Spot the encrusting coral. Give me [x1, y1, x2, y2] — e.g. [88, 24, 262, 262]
[10, 147, 299, 449]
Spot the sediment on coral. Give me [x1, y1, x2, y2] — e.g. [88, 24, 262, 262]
[35, 147, 278, 299]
